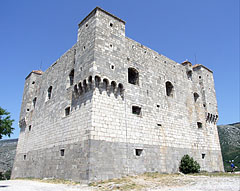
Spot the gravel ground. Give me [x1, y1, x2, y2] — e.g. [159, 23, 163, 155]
[0, 175, 239, 191]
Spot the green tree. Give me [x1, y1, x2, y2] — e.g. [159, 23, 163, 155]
[179, 154, 200, 174]
[0, 107, 14, 139]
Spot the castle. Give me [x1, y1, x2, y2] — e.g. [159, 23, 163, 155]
[12, 7, 224, 182]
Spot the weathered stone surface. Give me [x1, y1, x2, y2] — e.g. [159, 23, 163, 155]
[12, 7, 224, 182]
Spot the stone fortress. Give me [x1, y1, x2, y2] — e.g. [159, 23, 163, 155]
[12, 7, 224, 182]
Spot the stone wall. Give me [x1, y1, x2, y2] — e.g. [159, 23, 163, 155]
[12, 7, 224, 182]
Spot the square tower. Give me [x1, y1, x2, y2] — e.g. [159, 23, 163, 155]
[12, 7, 224, 183]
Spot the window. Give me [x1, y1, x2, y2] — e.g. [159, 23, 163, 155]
[103, 78, 109, 91]
[135, 149, 143, 156]
[187, 70, 192, 80]
[109, 22, 113, 27]
[132, 106, 141, 115]
[194, 93, 199, 102]
[197, 122, 202, 128]
[65, 107, 70, 116]
[157, 124, 162, 127]
[128, 68, 139, 85]
[23, 155, 26, 160]
[166, 81, 174, 97]
[202, 153, 206, 159]
[33, 97, 37, 108]
[69, 69, 74, 86]
[29, 125, 32, 131]
[32, 81, 35, 84]
[60, 149, 65, 156]
[157, 105, 160, 108]
[48, 86, 52, 100]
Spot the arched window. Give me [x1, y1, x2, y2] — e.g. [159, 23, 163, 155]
[128, 67, 139, 85]
[48, 86, 52, 100]
[78, 82, 83, 94]
[194, 93, 199, 102]
[166, 81, 173, 97]
[118, 83, 124, 97]
[69, 69, 74, 86]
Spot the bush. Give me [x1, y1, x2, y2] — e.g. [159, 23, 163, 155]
[4, 170, 11, 180]
[179, 154, 200, 174]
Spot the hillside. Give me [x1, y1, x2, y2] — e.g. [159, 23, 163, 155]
[218, 122, 240, 171]
[0, 139, 18, 172]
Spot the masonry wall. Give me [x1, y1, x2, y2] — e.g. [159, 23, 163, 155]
[12, 7, 223, 182]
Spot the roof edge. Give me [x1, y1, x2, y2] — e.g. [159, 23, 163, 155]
[78, 7, 125, 28]
[193, 64, 213, 73]
[25, 70, 43, 80]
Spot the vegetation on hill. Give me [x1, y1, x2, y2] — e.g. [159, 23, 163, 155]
[218, 122, 240, 172]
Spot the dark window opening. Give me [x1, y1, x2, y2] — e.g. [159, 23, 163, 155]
[33, 97, 37, 108]
[83, 46, 86, 50]
[199, 76, 202, 79]
[194, 93, 199, 102]
[32, 81, 35, 84]
[197, 122, 202, 128]
[78, 82, 83, 93]
[110, 44, 113, 48]
[65, 107, 70, 116]
[166, 81, 174, 97]
[111, 65, 115, 70]
[26, 108, 30, 112]
[187, 70, 192, 80]
[29, 125, 31, 131]
[157, 105, 160, 108]
[60, 149, 65, 156]
[202, 153, 206, 159]
[203, 104, 206, 107]
[132, 106, 141, 115]
[128, 68, 139, 85]
[85, 23, 88, 27]
[24, 155, 26, 160]
[157, 124, 162, 127]
[69, 70, 74, 86]
[135, 149, 143, 156]
[83, 79, 87, 91]
[48, 86, 52, 100]
[110, 23, 113, 27]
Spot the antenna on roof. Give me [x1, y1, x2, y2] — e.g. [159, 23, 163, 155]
[194, 54, 197, 65]
[40, 60, 43, 71]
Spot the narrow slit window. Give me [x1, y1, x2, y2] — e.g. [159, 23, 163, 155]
[202, 153, 206, 159]
[194, 93, 199, 102]
[132, 106, 141, 115]
[48, 86, 52, 100]
[29, 125, 32, 131]
[33, 97, 37, 108]
[187, 70, 192, 80]
[135, 149, 143, 156]
[60, 149, 65, 156]
[69, 69, 74, 86]
[65, 107, 70, 116]
[23, 155, 26, 160]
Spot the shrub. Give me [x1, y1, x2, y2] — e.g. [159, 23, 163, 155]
[179, 154, 200, 174]
[4, 170, 11, 180]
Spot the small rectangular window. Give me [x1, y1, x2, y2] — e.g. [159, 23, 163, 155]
[65, 107, 70, 116]
[29, 125, 32, 131]
[132, 106, 141, 115]
[135, 149, 143, 156]
[202, 153, 206, 159]
[23, 155, 26, 160]
[197, 122, 202, 128]
[157, 124, 162, 127]
[60, 149, 65, 156]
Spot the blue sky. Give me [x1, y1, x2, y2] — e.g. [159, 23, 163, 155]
[0, 0, 239, 139]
